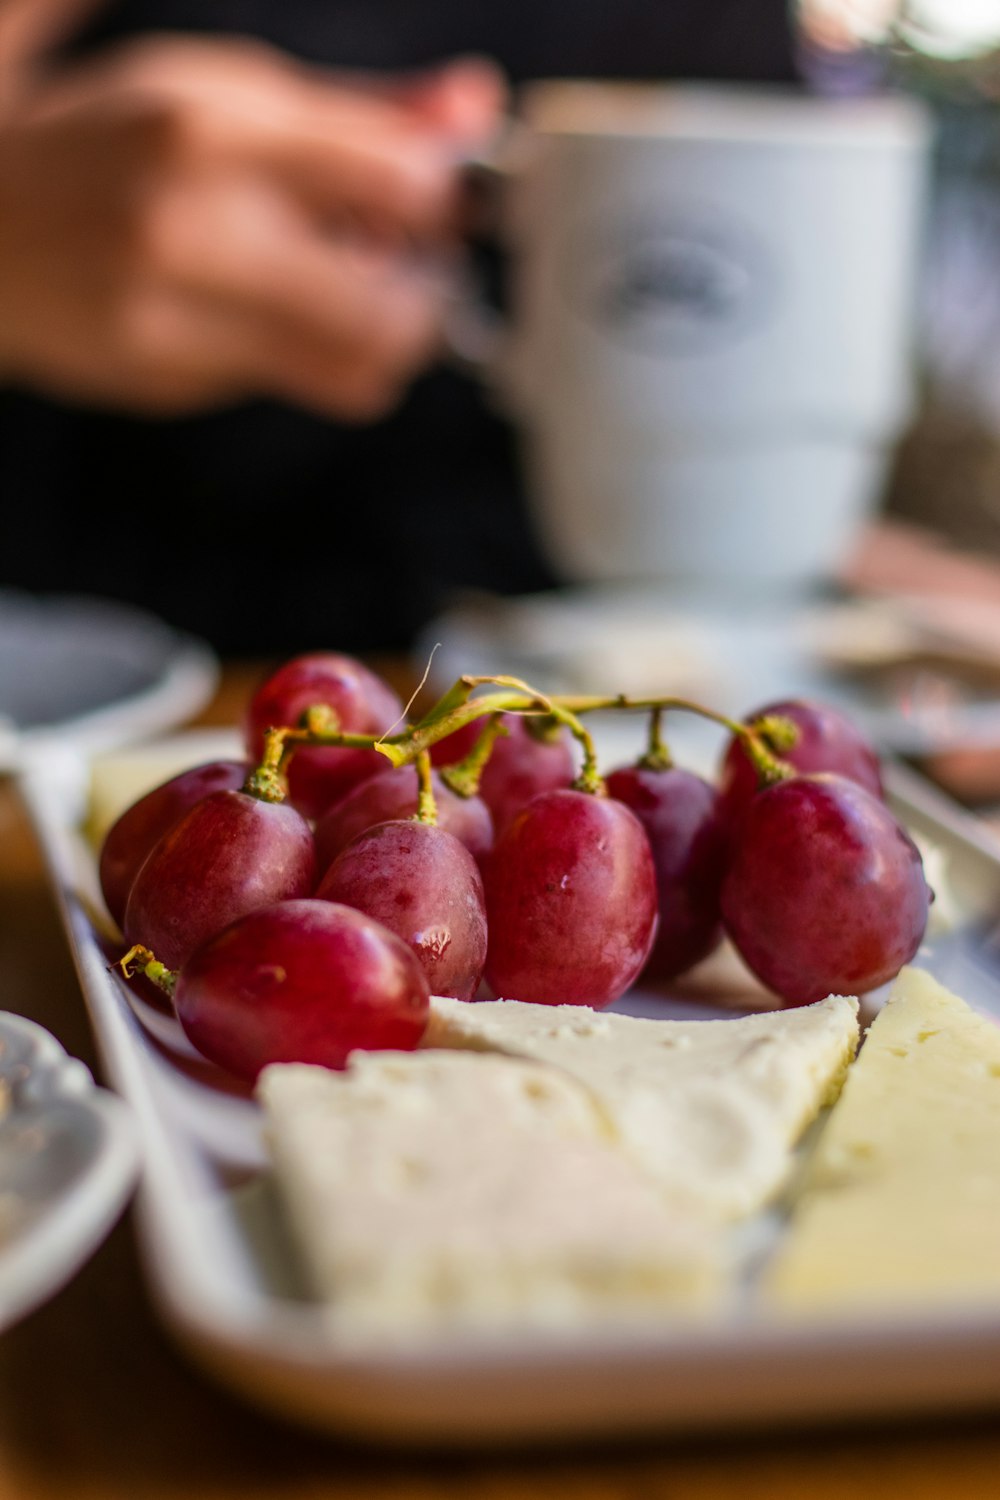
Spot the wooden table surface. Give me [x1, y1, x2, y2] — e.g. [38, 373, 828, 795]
[2, 527, 1000, 1499]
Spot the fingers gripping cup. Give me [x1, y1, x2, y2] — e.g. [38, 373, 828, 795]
[468, 83, 933, 600]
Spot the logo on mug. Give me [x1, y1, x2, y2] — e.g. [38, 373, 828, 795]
[573, 206, 779, 354]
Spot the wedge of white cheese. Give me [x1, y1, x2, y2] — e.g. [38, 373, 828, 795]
[424, 994, 860, 1223]
[766, 967, 1000, 1310]
[258, 1050, 724, 1333]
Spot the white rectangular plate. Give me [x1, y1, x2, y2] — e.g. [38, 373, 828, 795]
[17, 741, 1000, 1445]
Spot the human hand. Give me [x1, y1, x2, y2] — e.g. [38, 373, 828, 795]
[0, 36, 504, 417]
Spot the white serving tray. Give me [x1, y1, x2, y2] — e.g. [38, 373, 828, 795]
[16, 740, 1000, 1445]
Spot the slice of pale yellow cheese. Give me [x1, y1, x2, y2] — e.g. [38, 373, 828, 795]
[766, 966, 1000, 1310]
[258, 1050, 725, 1333]
[424, 995, 859, 1223]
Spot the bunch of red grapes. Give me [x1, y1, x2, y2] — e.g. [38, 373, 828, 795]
[105, 652, 931, 1083]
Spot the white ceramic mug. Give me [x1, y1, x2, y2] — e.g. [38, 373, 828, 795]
[465, 82, 933, 599]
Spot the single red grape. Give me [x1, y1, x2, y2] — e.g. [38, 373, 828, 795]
[99, 759, 247, 927]
[317, 820, 487, 1000]
[483, 788, 658, 1007]
[174, 899, 429, 1082]
[605, 764, 727, 981]
[314, 764, 493, 875]
[718, 698, 883, 835]
[124, 789, 317, 969]
[460, 714, 575, 837]
[244, 652, 403, 820]
[721, 773, 930, 1005]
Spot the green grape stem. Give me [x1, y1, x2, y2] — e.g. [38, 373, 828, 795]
[552, 693, 797, 787]
[550, 705, 604, 795]
[638, 706, 674, 772]
[117, 944, 178, 1000]
[522, 714, 567, 746]
[439, 714, 509, 799]
[414, 750, 438, 824]
[449, 677, 604, 793]
[751, 714, 800, 753]
[242, 726, 289, 803]
[379, 687, 555, 766]
[254, 683, 798, 791]
[244, 704, 398, 803]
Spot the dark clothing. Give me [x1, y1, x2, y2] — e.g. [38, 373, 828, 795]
[64, 0, 795, 83]
[1, 2, 796, 655]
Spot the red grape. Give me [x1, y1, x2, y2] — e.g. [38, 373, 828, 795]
[718, 698, 883, 834]
[721, 773, 930, 1005]
[124, 789, 317, 969]
[605, 764, 727, 981]
[314, 764, 493, 875]
[244, 653, 403, 820]
[450, 714, 575, 837]
[99, 759, 247, 927]
[482, 788, 658, 1007]
[317, 820, 487, 999]
[174, 899, 429, 1081]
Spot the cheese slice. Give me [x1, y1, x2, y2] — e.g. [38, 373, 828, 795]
[766, 967, 1000, 1310]
[258, 1050, 724, 1333]
[424, 994, 859, 1223]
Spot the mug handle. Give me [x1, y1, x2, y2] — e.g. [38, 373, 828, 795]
[442, 122, 528, 379]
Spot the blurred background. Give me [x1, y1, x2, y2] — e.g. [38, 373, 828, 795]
[797, 2, 1000, 558]
[1, 0, 1000, 794]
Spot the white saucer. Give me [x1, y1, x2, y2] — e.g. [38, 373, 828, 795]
[0, 590, 218, 772]
[0, 1010, 138, 1331]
